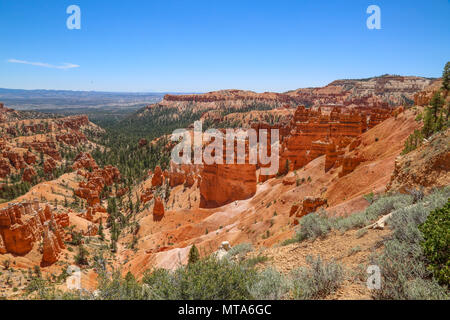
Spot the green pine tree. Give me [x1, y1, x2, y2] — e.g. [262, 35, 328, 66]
[188, 244, 200, 265]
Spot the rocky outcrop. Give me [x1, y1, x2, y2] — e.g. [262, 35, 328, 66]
[153, 197, 165, 218]
[56, 115, 90, 130]
[72, 152, 99, 171]
[278, 106, 365, 172]
[0, 201, 67, 265]
[140, 188, 153, 204]
[282, 176, 296, 186]
[23, 152, 36, 165]
[200, 163, 257, 208]
[169, 171, 186, 188]
[2, 151, 26, 170]
[43, 158, 57, 174]
[22, 141, 61, 161]
[138, 138, 148, 148]
[41, 223, 65, 265]
[324, 143, 344, 172]
[299, 197, 327, 217]
[386, 128, 450, 193]
[82, 205, 107, 224]
[413, 79, 443, 106]
[74, 187, 100, 206]
[151, 166, 163, 187]
[368, 108, 393, 129]
[0, 158, 11, 178]
[184, 174, 195, 187]
[339, 156, 365, 177]
[56, 131, 87, 146]
[289, 204, 300, 217]
[74, 156, 121, 209]
[22, 167, 37, 183]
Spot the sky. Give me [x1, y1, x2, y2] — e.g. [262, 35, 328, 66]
[0, 0, 449, 92]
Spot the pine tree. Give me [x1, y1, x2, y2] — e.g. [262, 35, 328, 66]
[188, 244, 200, 265]
[98, 220, 105, 241]
[442, 61, 450, 92]
[430, 91, 444, 120]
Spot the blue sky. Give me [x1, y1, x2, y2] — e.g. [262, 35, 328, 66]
[0, 0, 449, 92]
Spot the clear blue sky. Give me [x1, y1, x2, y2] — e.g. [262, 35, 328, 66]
[0, 0, 449, 92]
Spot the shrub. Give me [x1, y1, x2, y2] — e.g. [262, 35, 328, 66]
[290, 256, 344, 299]
[419, 200, 450, 286]
[248, 267, 289, 300]
[142, 257, 258, 300]
[363, 192, 375, 204]
[224, 243, 253, 261]
[2, 259, 10, 270]
[188, 244, 200, 265]
[74, 245, 89, 266]
[96, 270, 144, 300]
[372, 188, 449, 300]
[296, 210, 331, 241]
[243, 255, 269, 268]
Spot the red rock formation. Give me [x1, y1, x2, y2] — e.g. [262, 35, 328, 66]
[24, 152, 37, 165]
[44, 158, 57, 174]
[72, 152, 99, 171]
[82, 205, 107, 223]
[41, 223, 65, 265]
[56, 115, 90, 130]
[184, 174, 195, 187]
[289, 204, 300, 217]
[278, 106, 365, 172]
[22, 167, 37, 183]
[138, 138, 148, 148]
[0, 158, 10, 178]
[348, 138, 362, 151]
[339, 156, 365, 177]
[368, 108, 392, 129]
[200, 163, 256, 208]
[169, 171, 186, 187]
[75, 187, 100, 206]
[324, 143, 344, 172]
[282, 176, 296, 186]
[153, 197, 165, 217]
[299, 197, 327, 217]
[74, 160, 120, 208]
[2, 151, 26, 169]
[116, 187, 128, 197]
[23, 141, 61, 161]
[0, 202, 66, 265]
[56, 131, 87, 146]
[54, 212, 70, 228]
[140, 188, 153, 204]
[152, 166, 163, 187]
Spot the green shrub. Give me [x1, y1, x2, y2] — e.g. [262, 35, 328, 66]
[248, 267, 289, 300]
[74, 245, 89, 266]
[188, 244, 200, 265]
[243, 254, 269, 268]
[96, 270, 144, 300]
[288, 194, 413, 243]
[372, 188, 449, 300]
[290, 256, 344, 299]
[224, 243, 253, 260]
[419, 200, 450, 286]
[142, 257, 257, 300]
[296, 210, 331, 241]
